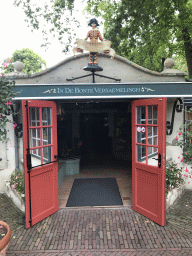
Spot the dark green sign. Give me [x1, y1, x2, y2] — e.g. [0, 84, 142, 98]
[12, 82, 192, 99]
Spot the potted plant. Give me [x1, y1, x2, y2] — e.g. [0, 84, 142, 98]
[0, 221, 11, 256]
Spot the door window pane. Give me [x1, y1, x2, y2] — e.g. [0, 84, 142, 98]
[43, 146, 52, 164]
[30, 149, 41, 168]
[137, 106, 146, 124]
[148, 127, 158, 145]
[42, 128, 52, 145]
[42, 107, 51, 126]
[148, 147, 158, 167]
[29, 107, 40, 127]
[148, 105, 158, 124]
[137, 126, 146, 144]
[137, 145, 146, 163]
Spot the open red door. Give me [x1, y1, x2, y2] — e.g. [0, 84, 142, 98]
[132, 98, 166, 226]
[22, 100, 58, 228]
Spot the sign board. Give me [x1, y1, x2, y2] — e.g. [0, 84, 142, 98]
[13, 82, 192, 99]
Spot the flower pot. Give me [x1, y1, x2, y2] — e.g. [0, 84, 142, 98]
[0, 221, 11, 256]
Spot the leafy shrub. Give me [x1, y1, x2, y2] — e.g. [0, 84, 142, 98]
[9, 169, 25, 199]
[166, 161, 184, 196]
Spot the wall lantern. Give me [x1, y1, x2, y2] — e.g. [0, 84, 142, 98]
[166, 98, 183, 135]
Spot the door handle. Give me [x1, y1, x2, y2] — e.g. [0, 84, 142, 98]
[152, 153, 161, 168]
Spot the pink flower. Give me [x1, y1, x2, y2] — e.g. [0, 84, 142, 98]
[185, 152, 188, 155]
[6, 101, 12, 106]
[178, 156, 180, 159]
[181, 158, 184, 162]
[0, 226, 3, 228]
[188, 182, 190, 184]
[186, 175, 188, 177]
[178, 131, 182, 136]
[8, 58, 11, 63]
[190, 158, 192, 162]
[1, 73, 4, 76]
[175, 136, 178, 140]
[13, 123, 17, 129]
[4, 62, 8, 68]
[185, 168, 189, 172]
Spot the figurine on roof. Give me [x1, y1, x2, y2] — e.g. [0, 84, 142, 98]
[73, 18, 115, 71]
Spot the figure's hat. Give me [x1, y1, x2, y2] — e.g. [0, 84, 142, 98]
[88, 18, 99, 26]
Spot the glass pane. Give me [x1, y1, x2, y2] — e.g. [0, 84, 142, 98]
[30, 128, 40, 148]
[147, 127, 158, 145]
[137, 126, 146, 144]
[137, 145, 146, 163]
[29, 107, 40, 127]
[137, 106, 146, 124]
[42, 128, 52, 145]
[30, 148, 41, 168]
[148, 147, 158, 167]
[43, 146, 52, 164]
[154, 126, 158, 136]
[148, 105, 158, 124]
[42, 107, 51, 126]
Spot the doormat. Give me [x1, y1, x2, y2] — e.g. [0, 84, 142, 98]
[66, 177, 123, 207]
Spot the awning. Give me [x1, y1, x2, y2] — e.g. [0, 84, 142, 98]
[12, 82, 192, 100]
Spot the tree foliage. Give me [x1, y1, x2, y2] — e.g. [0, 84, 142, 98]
[85, 0, 192, 76]
[14, 0, 192, 76]
[2, 48, 47, 75]
[14, 0, 78, 52]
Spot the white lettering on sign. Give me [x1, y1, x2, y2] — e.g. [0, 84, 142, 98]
[53, 87, 142, 94]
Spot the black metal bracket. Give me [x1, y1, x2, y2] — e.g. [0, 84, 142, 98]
[166, 98, 183, 135]
[66, 70, 121, 83]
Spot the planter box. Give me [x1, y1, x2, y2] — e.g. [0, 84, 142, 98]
[166, 185, 185, 210]
[64, 158, 80, 175]
[4, 181, 25, 213]
[58, 158, 80, 188]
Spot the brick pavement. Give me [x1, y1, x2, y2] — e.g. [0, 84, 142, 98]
[6, 205, 192, 256]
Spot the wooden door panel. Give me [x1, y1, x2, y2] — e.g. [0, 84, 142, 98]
[132, 98, 166, 226]
[22, 100, 58, 228]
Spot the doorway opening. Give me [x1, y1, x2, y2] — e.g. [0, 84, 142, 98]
[56, 99, 133, 208]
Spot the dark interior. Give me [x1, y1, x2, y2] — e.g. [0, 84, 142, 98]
[57, 100, 132, 169]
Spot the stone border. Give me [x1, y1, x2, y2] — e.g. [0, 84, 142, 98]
[4, 181, 25, 213]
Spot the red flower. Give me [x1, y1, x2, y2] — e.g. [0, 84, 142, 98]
[6, 101, 12, 106]
[185, 168, 189, 172]
[4, 62, 8, 68]
[178, 131, 182, 136]
[175, 136, 178, 140]
[190, 158, 192, 162]
[181, 158, 184, 162]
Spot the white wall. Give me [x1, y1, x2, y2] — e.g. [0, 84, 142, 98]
[0, 115, 16, 193]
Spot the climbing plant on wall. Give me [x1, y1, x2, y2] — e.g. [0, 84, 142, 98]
[0, 61, 17, 143]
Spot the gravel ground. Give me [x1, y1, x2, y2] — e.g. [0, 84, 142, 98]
[0, 194, 25, 236]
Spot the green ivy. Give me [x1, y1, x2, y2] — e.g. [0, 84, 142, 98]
[0, 75, 17, 143]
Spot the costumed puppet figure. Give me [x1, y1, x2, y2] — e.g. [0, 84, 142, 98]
[84, 18, 103, 70]
[73, 18, 115, 71]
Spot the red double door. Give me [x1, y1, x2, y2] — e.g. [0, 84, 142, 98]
[22, 98, 166, 228]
